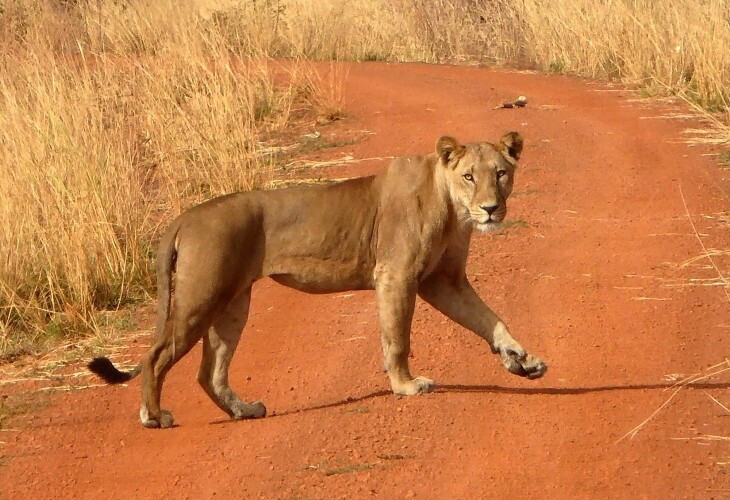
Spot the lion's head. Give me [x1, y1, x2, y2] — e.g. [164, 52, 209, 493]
[437, 132, 523, 232]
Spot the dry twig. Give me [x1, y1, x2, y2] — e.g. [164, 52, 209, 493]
[616, 359, 730, 443]
[678, 184, 730, 303]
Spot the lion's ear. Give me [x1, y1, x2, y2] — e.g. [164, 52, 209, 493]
[436, 136, 465, 167]
[498, 131, 523, 164]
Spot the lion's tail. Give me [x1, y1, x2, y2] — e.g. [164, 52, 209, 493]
[88, 357, 141, 384]
[88, 224, 181, 386]
[155, 221, 180, 341]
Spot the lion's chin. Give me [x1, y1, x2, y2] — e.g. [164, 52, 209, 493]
[475, 221, 502, 233]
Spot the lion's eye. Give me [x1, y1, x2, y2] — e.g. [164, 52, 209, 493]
[463, 173, 474, 182]
[497, 170, 507, 179]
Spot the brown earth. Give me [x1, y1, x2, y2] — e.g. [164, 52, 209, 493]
[2, 62, 729, 499]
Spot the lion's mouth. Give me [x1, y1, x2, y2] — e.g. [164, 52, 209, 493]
[475, 220, 502, 233]
[465, 208, 505, 232]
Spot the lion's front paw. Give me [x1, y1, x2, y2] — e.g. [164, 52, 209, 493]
[392, 375, 435, 396]
[499, 347, 547, 380]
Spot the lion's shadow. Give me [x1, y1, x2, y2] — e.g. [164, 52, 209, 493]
[260, 380, 730, 419]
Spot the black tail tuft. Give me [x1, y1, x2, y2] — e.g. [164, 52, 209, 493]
[88, 357, 133, 384]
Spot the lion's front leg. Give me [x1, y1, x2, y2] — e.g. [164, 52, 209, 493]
[376, 274, 434, 395]
[418, 274, 547, 380]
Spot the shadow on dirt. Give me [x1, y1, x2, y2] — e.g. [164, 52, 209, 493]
[261, 390, 393, 419]
[256, 381, 730, 419]
[436, 382, 730, 395]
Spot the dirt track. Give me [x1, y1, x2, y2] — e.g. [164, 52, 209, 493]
[3, 63, 729, 499]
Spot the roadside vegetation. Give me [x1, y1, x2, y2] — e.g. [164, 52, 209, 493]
[1, 0, 728, 358]
[196, 0, 730, 113]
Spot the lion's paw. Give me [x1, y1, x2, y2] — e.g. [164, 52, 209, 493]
[231, 401, 267, 420]
[392, 375, 435, 396]
[141, 409, 175, 429]
[498, 347, 547, 379]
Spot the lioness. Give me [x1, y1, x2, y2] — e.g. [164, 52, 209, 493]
[89, 132, 546, 428]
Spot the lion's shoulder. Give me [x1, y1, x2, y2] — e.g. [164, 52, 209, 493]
[379, 153, 438, 194]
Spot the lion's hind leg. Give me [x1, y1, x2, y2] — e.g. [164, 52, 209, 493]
[198, 286, 266, 420]
[139, 316, 206, 428]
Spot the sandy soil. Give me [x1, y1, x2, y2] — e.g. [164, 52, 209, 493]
[2, 62, 729, 499]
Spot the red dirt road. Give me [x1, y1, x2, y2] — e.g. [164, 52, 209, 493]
[3, 63, 729, 499]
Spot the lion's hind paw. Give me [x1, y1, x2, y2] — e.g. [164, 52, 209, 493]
[392, 375, 435, 396]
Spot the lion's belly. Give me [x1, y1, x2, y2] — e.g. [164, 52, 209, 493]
[268, 257, 374, 293]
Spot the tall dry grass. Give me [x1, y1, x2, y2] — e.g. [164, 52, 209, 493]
[0, 1, 328, 356]
[200, 0, 730, 113]
[512, 0, 730, 112]
[200, 0, 730, 143]
[1, 0, 728, 357]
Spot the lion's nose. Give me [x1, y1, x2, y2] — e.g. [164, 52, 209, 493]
[481, 204, 499, 215]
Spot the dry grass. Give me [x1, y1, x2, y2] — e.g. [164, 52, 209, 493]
[1, 0, 729, 358]
[0, 1, 337, 357]
[195, 0, 730, 142]
[197, 0, 730, 113]
[617, 359, 730, 442]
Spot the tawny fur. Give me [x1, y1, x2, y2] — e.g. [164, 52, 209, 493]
[88, 132, 547, 428]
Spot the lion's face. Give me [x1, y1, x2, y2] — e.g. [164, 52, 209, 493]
[437, 133, 523, 232]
